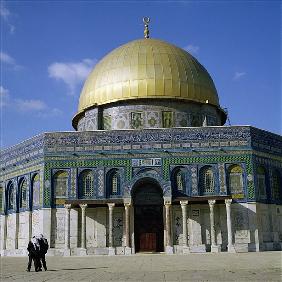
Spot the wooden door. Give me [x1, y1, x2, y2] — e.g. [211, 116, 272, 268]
[139, 233, 156, 252]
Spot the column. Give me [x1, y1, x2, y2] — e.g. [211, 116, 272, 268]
[0, 214, 7, 255]
[208, 200, 220, 252]
[225, 199, 236, 252]
[108, 203, 115, 255]
[64, 204, 71, 256]
[15, 212, 19, 250]
[79, 204, 88, 255]
[28, 210, 32, 242]
[180, 201, 189, 253]
[165, 202, 173, 254]
[124, 203, 131, 254]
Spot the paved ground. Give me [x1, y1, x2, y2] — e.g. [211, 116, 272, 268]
[0, 252, 281, 282]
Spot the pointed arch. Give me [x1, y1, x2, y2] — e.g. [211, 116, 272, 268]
[19, 177, 28, 209]
[171, 167, 186, 195]
[257, 166, 266, 199]
[6, 181, 14, 211]
[228, 164, 244, 196]
[199, 166, 215, 195]
[32, 173, 40, 207]
[107, 169, 120, 197]
[78, 169, 94, 199]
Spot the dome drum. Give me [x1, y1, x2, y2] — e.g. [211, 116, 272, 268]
[73, 38, 227, 131]
[74, 99, 225, 131]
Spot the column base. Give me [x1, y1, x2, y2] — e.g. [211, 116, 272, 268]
[211, 245, 221, 253]
[64, 248, 71, 256]
[227, 244, 236, 253]
[0, 250, 7, 256]
[182, 246, 190, 254]
[124, 247, 132, 255]
[108, 247, 116, 256]
[189, 245, 206, 253]
[77, 248, 87, 256]
[165, 246, 174, 254]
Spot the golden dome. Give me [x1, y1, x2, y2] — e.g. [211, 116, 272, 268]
[76, 38, 219, 115]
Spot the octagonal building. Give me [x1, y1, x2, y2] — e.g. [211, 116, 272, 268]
[0, 26, 281, 256]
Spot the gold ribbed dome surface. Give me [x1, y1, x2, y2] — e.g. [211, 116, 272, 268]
[77, 39, 219, 113]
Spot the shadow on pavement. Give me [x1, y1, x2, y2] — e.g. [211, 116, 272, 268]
[47, 266, 109, 272]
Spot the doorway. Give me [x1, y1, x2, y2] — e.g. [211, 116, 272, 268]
[132, 179, 164, 252]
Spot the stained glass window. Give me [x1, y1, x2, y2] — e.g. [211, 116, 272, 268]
[32, 174, 40, 207]
[79, 170, 94, 198]
[257, 166, 266, 199]
[200, 166, 215, 194]
[19, 179, 27, 209]
[228, 165, 244, 195]
[272, 170, 280, 200]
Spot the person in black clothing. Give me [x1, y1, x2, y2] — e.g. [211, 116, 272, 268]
[37, 234, 49, 271]
[26, 236, 41, 272]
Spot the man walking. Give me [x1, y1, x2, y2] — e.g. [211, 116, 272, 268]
[37, 234, 49, 271]
[26, 236, 41, 272]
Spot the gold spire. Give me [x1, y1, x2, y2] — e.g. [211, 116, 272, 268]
[143, 17, 150, 39]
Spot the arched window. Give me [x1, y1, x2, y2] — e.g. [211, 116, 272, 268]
[32, 174, 40, 207]
[53, 171, 68, 198]
[79, 170, 94, 198]
[19, 178, 27, 209]
[228, 165, 244, 196]
[172, 168, 185, 193]
[7, 181, 14, 210]
[257, 166, 266, 199]
[199, 166, 215, 195]
[272, 170, 281, 200]
[108, 170, 120, 196]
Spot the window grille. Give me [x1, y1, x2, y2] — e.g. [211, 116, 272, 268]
[176, 171, 184, 191]
[112, 173, 118, 194]
[7, 182, 14, 210]
[54, 171, 68, 198]
[20, 179, 27, 208]
[32, 174, 40, 206]
[257, 166, 266, 199]
[79, 170, 94, 198]
[272, 170, 280, 200]
[200, 167, 215, 194]
[228, 165, 243, 195]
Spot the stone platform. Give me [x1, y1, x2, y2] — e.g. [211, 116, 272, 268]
[0, 251, 281, 281]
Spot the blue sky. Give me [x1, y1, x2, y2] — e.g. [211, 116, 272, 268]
[1, 0, 281, 148]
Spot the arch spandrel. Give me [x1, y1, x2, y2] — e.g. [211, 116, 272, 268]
[123, 171, 172, 200]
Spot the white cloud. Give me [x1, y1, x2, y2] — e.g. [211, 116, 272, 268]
[0, 85, 10, 107]
[0, 51, 15, 65]
[183, 44, 200, 55]
[0, 51, 22, 70]
[48, 58, 96, 95]
[1, 87, 63, 117]
[233, 71, 246, 80]
[0, 2, 15, 34]
[15, 99, 47, 112]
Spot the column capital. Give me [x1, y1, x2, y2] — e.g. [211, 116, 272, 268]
[225, 199, 232, 206]
[124, 203, 131, 209]
[108, 203, 115, 209]
[208, 199, 216, 207]
[64, 204, 72, 210]
[180, 200, 188, 206]
[79, 203, 88, 210]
